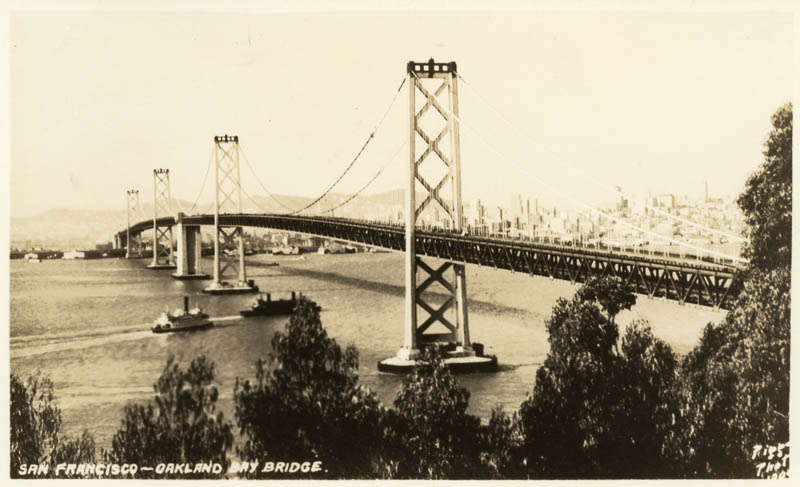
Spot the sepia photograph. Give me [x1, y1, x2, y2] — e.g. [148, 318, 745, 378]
[4, 0, 794, 481]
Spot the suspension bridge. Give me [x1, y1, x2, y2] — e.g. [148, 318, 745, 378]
[114, 59, 744, 371]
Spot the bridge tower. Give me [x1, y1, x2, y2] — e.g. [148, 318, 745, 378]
[147, 169, 177, 269]
[125, 189, 143, 258]
[203, 135, 257, 294]
[379, 59, 495, 372]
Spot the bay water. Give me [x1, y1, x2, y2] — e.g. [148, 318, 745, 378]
[10, 252, 725, 449]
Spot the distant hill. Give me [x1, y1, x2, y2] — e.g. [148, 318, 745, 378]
[11, 208, 128, 250]
[10, 191, 415, 250]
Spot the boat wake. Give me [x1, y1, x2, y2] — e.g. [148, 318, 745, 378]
[11, 315, 243, 359]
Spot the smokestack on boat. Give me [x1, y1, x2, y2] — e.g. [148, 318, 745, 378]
[184, 296, 189, 313]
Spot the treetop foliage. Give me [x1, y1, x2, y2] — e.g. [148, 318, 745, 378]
[107, 354, 233, 479]
[738, 102, 792, 272]
[234, 296, 384, 479]
[679, 102, 792, 477]
[574, 275, 637, 320]
[10, 374, 96, 479]
[386, 346, 486, 479]
[519, 277, 680, 479]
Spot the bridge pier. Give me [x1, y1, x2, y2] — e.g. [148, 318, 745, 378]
[203, 135, 257, 295]
[172, 215, 210, 280]
[379, 59, 496, 373]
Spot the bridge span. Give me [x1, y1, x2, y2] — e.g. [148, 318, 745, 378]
[115, 60, 745, 371]
[116, 212, 738, 310]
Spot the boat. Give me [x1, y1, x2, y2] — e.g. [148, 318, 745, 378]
[240, 292, 299, 317]
[152, 296, 213, 333]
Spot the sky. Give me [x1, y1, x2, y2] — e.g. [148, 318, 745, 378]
[8, 7, 793, 217]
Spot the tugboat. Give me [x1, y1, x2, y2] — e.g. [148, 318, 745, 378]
[240, 292, 299, 317]
[152, 296, 213, 333]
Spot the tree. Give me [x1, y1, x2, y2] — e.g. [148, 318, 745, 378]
[518, 277, 681, 478]
[10, 374, 96, 478]
[574, 275, 637, 323]
[518, 295, 621, 478]
[737, 102, 792, 273]
[234, 297, 385, 479]
[480, 405, 525, 479]
[679, 267, 790, 477]
[107, 355, 233, 479]
[678, 103, 792, 478]
[617, 320, 682, 478]
[384, 346, 488, 479]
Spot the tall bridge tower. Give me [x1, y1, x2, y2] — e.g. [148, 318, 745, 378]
[203, 135, 257, 294]
[147, 169, 177, 269]
[380, 59, 495, 372]
[125, 189, 143, 258]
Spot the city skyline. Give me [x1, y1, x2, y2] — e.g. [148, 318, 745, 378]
[9, 9, 792, 218]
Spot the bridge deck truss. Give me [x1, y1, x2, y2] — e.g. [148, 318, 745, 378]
[119, 214, 735, 310]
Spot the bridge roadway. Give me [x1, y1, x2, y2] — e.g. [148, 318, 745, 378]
[118, 213, 738, 310]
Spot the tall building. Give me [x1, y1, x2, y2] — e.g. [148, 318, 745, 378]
[526, 198, 531, 229]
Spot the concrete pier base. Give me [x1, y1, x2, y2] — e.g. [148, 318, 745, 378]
[171, 273, 211, 280]
[172, 220, 208, 280]
[378, 349, 498, 374]
[203, 281, 259, 295]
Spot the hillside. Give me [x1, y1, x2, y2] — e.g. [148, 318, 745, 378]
[10, 190, 411, 250]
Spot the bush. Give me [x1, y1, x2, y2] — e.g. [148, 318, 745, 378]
[107, 355, 233, 479]
[10, 374, 96, 478]
[234, 297, 385, 479]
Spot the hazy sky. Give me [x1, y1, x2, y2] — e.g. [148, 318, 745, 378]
[9, 9, 793, 217]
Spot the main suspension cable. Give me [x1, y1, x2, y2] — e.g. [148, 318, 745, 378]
[413, 72, 746, 263]
[240, 184, 273, 214]
[239, 144, 298, 213]
[185, 144, 215, 214]
[287, 76, 406, 215]
[456, 73, 747, 243]
[311, 140, 407, 216]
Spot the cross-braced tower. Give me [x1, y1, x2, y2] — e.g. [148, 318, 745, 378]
[380, 59, 495, 372]
[203, 135, 256, 294]
[147, 169, 176, 269]
[125, 189, 143, 258]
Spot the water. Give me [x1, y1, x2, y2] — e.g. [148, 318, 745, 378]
[9, 252, 727, 449]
